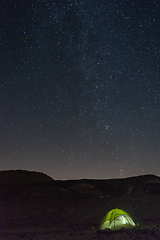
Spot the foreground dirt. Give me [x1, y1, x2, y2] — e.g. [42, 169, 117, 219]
[1, 182, 160, 240]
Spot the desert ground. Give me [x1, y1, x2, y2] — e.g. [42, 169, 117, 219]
[0, 170, 160, 240]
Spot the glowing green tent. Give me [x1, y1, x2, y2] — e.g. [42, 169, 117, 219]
[99, 209, 136, 231]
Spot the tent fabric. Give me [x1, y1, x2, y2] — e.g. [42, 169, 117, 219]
[99, 208, 136, 231]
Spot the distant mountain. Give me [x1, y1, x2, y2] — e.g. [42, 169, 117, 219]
[0, 170, 54, 184]
[56, 174, 160, 196]
[0, 170, 159, 196]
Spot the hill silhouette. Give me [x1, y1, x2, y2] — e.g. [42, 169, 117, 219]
[0, 170, 160, 196]
[0, 170, 54, 184]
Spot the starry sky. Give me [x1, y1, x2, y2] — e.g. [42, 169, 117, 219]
[1, 0, 160, 180]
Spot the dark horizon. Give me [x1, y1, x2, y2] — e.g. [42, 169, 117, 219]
[0, 169, 159, 181]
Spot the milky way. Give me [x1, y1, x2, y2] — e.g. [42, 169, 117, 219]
[1, 0, 160, 179]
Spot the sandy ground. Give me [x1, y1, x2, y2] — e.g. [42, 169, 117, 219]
[0, 173, 160, 240]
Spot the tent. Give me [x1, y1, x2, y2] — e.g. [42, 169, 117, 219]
[99, 208, 136, 231]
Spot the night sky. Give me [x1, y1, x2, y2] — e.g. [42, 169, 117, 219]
[1, 0, 160, 180]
